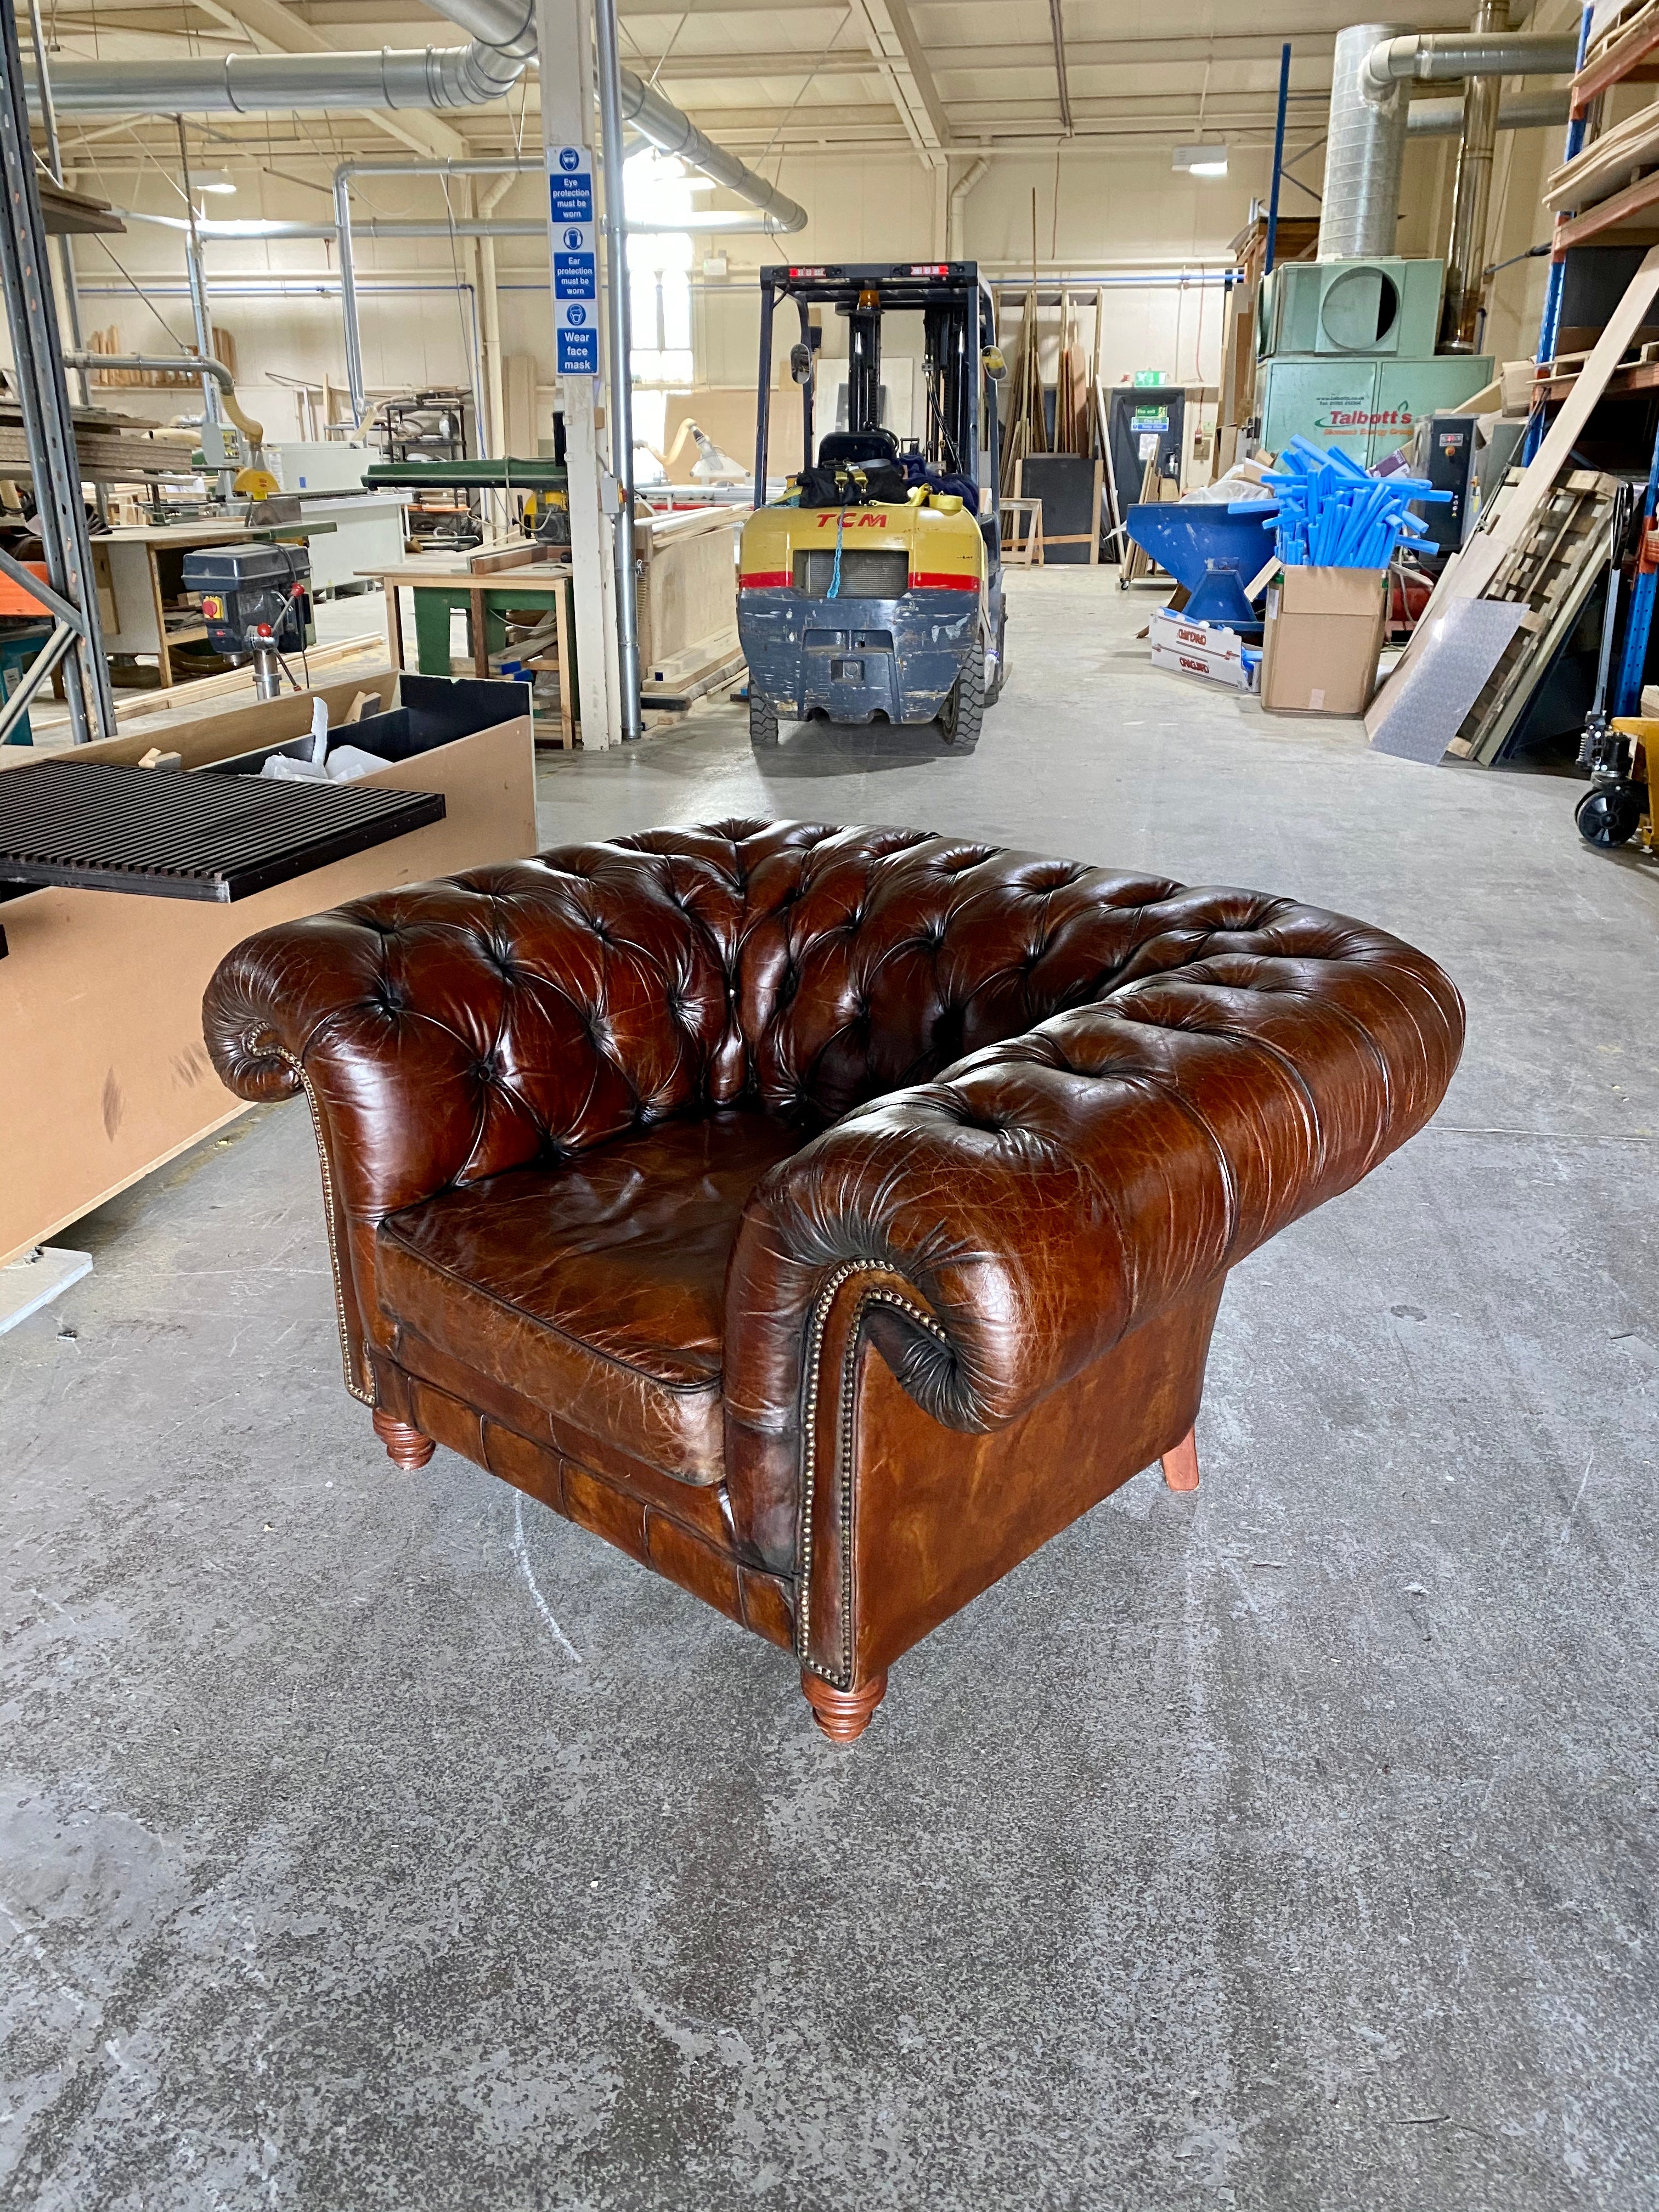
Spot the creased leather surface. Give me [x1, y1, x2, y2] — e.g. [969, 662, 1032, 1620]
[204, 820, 1464, 1579]
[376, 1112, 797, 1483]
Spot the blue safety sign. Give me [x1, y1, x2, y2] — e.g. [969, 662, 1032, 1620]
[557, 326, 600, 375]
[549, 147, 599, 378]
[548, 147, 594, 226]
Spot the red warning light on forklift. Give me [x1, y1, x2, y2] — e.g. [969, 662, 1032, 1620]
[907, 264, 949, 275]
[788, 267, 828, 278]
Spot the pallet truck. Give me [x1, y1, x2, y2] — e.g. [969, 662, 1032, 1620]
[737, 262, 1006, 747]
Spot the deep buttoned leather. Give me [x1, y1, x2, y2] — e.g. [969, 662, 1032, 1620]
[204, 820, 1464, 1610]
[375, 1111, 798, 1483]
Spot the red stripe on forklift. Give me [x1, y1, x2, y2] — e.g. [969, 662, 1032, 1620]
[738, 572, 792, 588]
[909, 572, 979, 592]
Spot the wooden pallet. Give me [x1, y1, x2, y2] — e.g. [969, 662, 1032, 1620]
[1541, 338, 1659, 377]
[1448, 470, 1624, 765]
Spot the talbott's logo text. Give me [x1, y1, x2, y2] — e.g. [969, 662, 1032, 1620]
[1316, 407, 1415, 430]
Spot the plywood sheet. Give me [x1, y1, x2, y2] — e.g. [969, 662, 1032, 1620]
[0, 694, 536, 1264]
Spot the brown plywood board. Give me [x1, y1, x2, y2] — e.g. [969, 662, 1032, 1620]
[634, 508, 742, 675]
[0, 703, 537, 1265]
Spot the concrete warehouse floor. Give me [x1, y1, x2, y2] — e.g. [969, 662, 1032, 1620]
[4, 567, 1657, 2211]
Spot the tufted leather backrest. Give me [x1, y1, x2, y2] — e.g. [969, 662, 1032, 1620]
[723, 825, 1267, 1121]
[207, 816, 1430, 1205]
[204, 817, 1461, 1408]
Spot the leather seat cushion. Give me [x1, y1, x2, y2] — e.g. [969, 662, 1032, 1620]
[375, 1111, 801, 1485]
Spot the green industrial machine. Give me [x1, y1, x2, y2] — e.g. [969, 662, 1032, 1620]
[1254, 255, 1491, 469]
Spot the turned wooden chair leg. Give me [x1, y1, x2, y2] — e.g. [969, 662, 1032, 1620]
[373, 1407, 435, 1471]
[802, 1669, 888, 1744]
[1160, 1424, 1200, 1492]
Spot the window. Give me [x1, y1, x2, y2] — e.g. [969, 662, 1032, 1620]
[624, 151, 695, 392]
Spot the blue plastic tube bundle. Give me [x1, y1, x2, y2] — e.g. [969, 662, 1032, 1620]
[1229, 435, 1453, 569]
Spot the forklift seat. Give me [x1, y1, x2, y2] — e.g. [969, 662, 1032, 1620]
[817, 430, 900, 466]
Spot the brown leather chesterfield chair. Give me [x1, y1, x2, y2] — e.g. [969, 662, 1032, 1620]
[204, 820, 1463, 1741]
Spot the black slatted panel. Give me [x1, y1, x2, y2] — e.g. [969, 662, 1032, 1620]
[0, 758, 445, 902]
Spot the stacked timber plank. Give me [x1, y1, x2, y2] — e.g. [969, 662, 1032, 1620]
[1545, 0, 1659, 246]
[1544, 96, 1659, 216]
[0, 400, 197, 483]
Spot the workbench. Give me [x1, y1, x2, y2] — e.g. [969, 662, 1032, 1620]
[360, 556, 575, 747]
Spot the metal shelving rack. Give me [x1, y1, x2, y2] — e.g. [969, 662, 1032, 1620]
[0, 0, 114, 742]
[1527, 1, 1659, 716]
[370, 390, 479, 550]
[1539, 4, 1659, 334]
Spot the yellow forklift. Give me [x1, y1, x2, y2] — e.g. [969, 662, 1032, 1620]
[737, 262, 1007, 747]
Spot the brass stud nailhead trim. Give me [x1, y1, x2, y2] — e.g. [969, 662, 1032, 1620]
[795, 1262, 950, 1692]
[275, 1046, 373, 1407]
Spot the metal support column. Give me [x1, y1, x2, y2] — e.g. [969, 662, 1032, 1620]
[1265, 42, 1291, 276]
[537, 0, 620, 745]
[0, 0, 114, 742]
[177, 116, 235, 499]
[24, 0, 88, 404]
[594, 0, 641, 738]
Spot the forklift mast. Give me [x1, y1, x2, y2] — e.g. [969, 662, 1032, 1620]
[846, 290, 882, 437]
[753, 262, 996, 509]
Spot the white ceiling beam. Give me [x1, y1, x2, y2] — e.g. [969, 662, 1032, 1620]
[847, 0, 949, 165]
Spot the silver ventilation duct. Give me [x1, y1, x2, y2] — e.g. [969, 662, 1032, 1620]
[1319, 20, 1581, 262]
[1319, 22, 1410, 259]
[414, 0, 810, 229]
[1364, 28, 1581, 91]
[33, 8, 807, 231]
[617, 74, 805, 230]
[1406, 88, 1570, 133]
[38, 47, 528, 114]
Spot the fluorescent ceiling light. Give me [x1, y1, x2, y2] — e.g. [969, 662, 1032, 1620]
[195, 170, 236, 194]
[1173, 144, 1228, 177]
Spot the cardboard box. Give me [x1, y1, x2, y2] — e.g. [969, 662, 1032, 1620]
[1149, 607, 1249, 663]
[1261, 565, 1387, 716]
[1151, 638, 1256, 691]
[1149, 606, 1260, 690]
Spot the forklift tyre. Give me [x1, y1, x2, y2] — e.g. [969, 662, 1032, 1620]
[938, 650, 984, 747]
[985, 606, 1008, 704]
[1576, 782, 1643, 847]
[749, 692, 780, 747]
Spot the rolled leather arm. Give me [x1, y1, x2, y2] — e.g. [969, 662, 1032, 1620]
[203, 860, 737, 1397]
[203, 893, 504, 1217]
[724, 909, 1463, 1511]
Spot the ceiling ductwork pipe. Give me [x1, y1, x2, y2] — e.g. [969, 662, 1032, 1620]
[37, 47, 528, 114]
[33, 16, 806, 231]
[420, 0, 808, 230]
[616, 73, 806, 230]
[1363, 27, 1582, 92]
[1319, 19, 1581, 262]
[1407, 88, 1570, 132]
[1440, 0, 1512, 352]
[1319, 22, 1411, 259]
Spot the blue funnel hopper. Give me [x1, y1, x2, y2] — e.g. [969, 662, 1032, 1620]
[1124, 504, 1272, 633]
